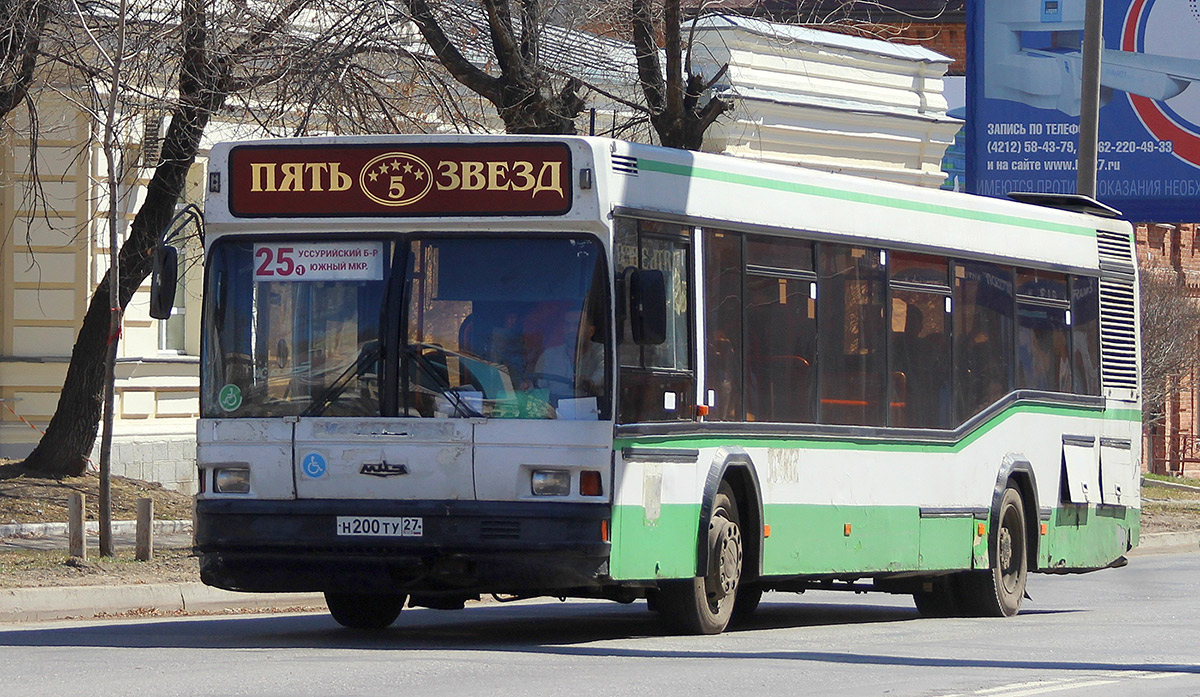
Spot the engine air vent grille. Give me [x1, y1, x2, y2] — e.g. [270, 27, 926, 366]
[1099, 279, 1139, 390]
[1097, 229, 1136, 281]
[611, 154, 638, 176]
[479, 520, 521, 540]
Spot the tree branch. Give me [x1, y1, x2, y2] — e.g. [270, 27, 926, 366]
[0, 0, 51, 122]
[403, 0, 501, 104]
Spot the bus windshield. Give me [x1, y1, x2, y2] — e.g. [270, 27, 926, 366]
[201, 235, 610, 420]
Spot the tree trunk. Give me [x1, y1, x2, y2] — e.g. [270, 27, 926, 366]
[0, 0, 51, 123]
[631, 0, 729, 151]
[496, 76, 584, 135]
[21, 102, 213, 477]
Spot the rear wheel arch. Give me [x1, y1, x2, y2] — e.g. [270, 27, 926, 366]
[992, 455, 1041, 571]
[697, 448, 763, 582]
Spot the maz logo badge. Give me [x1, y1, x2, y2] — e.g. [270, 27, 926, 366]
[360, 462, 409, 478]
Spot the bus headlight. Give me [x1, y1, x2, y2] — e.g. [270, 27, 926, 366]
[213, 467, 251, 494]
[531, 469, 571, 496]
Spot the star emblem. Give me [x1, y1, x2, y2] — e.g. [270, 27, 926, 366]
[391, 160, 403, 172]
[368, 169, 379, 182]
[403, 162, 413, 174]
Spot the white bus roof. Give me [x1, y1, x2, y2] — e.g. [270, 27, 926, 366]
[205, 134, 1128, 274]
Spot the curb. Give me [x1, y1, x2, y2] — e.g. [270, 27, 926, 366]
[0, 583, 325, 623]
[1130, 530, 1200, 555]
[1140, 476, 1200, 494]
[0, 520, 192, 539]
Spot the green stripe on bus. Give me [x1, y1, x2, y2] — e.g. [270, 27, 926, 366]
[609, 501, 1138, 581]
[638, 158, 1097, 237]
[614, 403, 1140, 453]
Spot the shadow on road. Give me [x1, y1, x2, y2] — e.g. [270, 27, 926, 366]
[0, 596, 1189, 680]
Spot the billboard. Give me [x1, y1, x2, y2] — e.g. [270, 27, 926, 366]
[968, 0, 1200, 221]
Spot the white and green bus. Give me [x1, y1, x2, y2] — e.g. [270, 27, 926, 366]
[169, 135, 1141, 634]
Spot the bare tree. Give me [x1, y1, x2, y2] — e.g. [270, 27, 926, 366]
[629, 0, 728, 149]
[1139, 263, 1200, 428]
[15, 0, 479, 476]
[400, 0, 587, 134]
[0, 0, 52, 123]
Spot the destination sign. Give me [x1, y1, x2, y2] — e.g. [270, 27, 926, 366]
[252, 242, 385, 282]
[228, 142, 573, 217]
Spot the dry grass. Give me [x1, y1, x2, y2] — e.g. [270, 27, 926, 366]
[0, 548, 199, 589]
[0, 459, 199, 588]
[0, 460, 193, 525]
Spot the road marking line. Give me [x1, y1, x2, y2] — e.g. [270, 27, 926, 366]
[975, 680, 1074, 694]
[937, 678, 1122, 697]
[994, 679, 1120, 696]
[1133, 672, 1183, 680]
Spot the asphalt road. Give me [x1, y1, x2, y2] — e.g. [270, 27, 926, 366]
[2, 552, 1198, 697]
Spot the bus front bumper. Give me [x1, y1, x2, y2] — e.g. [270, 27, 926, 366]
[194, 499, 612, 595]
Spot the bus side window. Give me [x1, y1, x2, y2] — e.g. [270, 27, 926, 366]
[1071, 275, 1101, 396]
[703, 229, 744, 421]
[1015, 270, 1071, 393]
[616, 218, 694, 423]
[953, 261, 1014, 423]
[743, 234, 816, 423]
[888, 252, 951, 429]
[818, 244, 887, 426]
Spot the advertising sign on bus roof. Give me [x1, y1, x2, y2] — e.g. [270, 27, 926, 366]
[967, 0, 1200, 221]
[228, 142, 573, 218]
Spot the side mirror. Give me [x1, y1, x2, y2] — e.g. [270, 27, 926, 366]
[625, 267, 667, 345]
[149, 245, 178, 320]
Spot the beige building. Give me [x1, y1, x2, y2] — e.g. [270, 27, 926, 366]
[1, 96, 206, 492]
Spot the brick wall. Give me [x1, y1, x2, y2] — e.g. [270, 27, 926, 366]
[1137, 222, 1200, 478]
[803, 21, 967, 75]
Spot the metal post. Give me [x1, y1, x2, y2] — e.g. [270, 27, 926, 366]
[1077, 0, 1104, 198]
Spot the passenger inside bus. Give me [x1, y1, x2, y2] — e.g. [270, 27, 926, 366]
[533, 309, 604, 405]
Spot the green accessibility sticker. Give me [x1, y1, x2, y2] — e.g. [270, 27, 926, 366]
[218, 384, 243, 412]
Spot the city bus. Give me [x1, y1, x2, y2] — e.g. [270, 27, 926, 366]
[163, 134, 1141, 634]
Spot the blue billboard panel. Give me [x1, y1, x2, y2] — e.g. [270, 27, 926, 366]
[967, 0, 1200, 221]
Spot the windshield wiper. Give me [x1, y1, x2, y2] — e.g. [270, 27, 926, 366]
[402, 342, 483, 418]
[301, 340, 382, 417]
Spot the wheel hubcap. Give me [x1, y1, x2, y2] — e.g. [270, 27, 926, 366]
[999, 527, 1013, 569]
[705, 515, 742, 601]
[998, 506, 1023, 594]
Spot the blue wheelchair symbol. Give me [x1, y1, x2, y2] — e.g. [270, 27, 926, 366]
[302, 452, 327, 478]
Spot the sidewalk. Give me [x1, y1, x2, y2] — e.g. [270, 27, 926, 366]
[0, 520, 194, 552]
[0, 528, 1195, 624]
[0, 520, 325, 622]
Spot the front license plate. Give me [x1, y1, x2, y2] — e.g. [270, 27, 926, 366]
[336, 516, 423, 537]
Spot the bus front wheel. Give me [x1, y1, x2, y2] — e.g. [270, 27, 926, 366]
[658, 482, 743, 634]
[324, 592, 407, 629]
[958, 485, 1028, 617]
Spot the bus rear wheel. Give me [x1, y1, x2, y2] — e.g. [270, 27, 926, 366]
[658, 482, 743, 635]
[958, 486, 1028, 617]
[324, 592, 407, 629]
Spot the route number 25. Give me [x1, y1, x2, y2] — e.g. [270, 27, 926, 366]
[255, 246, 302, 277]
